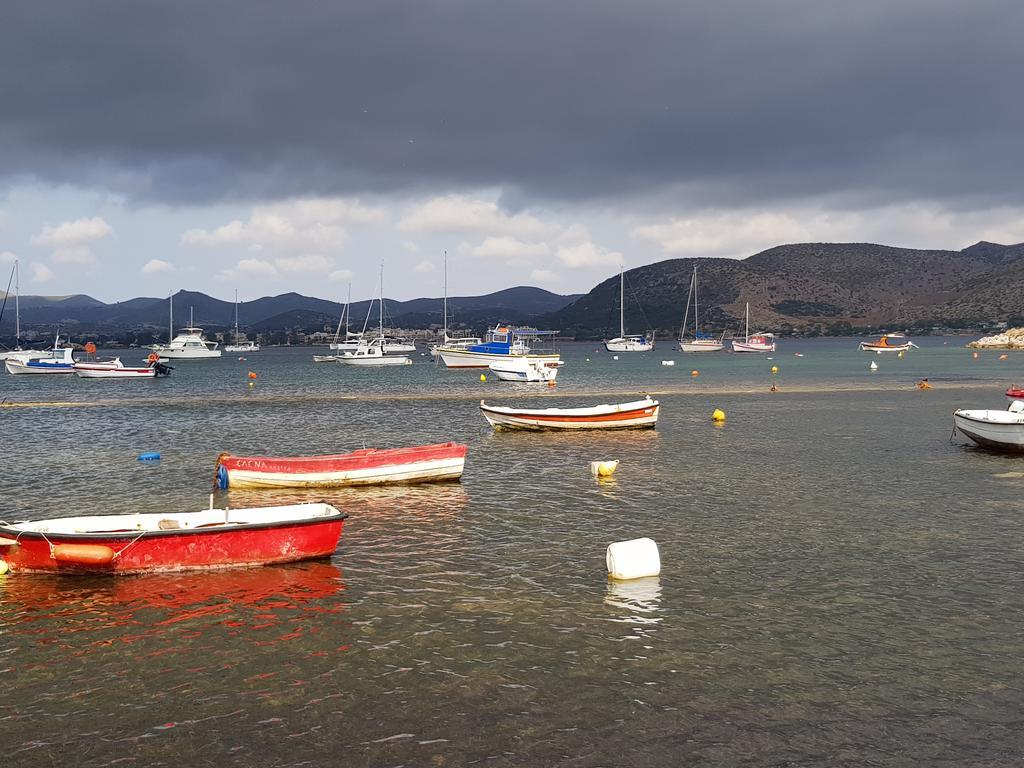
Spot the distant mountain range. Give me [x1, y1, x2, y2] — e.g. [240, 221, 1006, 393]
[4, 240, 1024, 340]
[542, 240, 1024, 337]
[0, 285, 582, 337]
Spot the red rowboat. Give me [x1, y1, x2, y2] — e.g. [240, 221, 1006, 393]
[479, 396, 660, 430]
[0, 502, 346, 575]
[215, 442, 467, 490]
[1006, 387, 1024, 399]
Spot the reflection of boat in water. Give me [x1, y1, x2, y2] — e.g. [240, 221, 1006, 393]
[3, 561, 345, 637]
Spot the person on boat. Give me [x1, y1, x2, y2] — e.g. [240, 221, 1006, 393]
[917, 378, 932, 390]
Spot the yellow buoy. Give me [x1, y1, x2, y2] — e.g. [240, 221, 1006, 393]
[248, 381, 255, 388]
[0, 559, 8, 575]
[771, 366, 779, 374]
[590, 460, 620, 477]
[480, 373, 487, 382]
[691, 370, 699, 377]
[712, 408, 726, 422]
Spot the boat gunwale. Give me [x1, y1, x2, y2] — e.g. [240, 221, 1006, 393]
[480, 398, 658, 418]
[219, 442, 468, 468]
[0, 509, 348, 542]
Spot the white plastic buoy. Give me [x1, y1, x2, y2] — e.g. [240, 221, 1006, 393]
[606, 538, 661, 580]
[870, 361, 878, 371]
[612, 355, 619, 360]
[661, 360, 675, 366]
[590, 459, 619, 477]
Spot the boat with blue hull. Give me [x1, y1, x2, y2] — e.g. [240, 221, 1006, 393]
[437, 325, 560, 369]
[4, 343, 76, 375]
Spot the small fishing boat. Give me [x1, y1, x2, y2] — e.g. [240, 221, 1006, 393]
[953, 402, 1024, 451]
[4, 344, 76, 374]
[0, 502, 346, 574]
[480, 396, 660, 430]
[437, 326, 560, 368]
[859, 334, 916, 352]
[215, 442, 467, 489]
[1005, 386, 1024, 399]
[74, 358, 170, 379]
[488, 358, 563, 382]
[731, 302, 776, 353]
[312, 354, 340, 363]
[604, 266, 654, 353]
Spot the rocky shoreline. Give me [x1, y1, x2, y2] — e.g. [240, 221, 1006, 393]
[967, 328, 1024, 349]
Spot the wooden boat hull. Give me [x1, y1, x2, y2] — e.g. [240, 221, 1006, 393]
[732, 340, 776, 353]
[216, 442, 467, 489]
[480, 398, 659, 430]
[5, 359, 75, 374]
[74, 364, 156, 378]
[953, 410, 1024, 451]
[0, 503, 346, 574]
[678, 341, 723, 352]
[339, 355, 411, 366]
[859, 343, 911, 352]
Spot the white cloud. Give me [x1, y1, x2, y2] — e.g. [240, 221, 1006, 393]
[329, 269, 354, 282]
[30, 263, 54, 283]
[51, 247, 98, 266]
[0, 251, 15, 265]
[413, 260, 436, 273]
[234, 258, 277, 276]
[31, 217, 112, 249]
[530, 269, 559, 282]
[275, 254, 333, 273]
[181, 197, 384, 255]
[402, 240, 420, 253]
[398, 194, 550, 238]
[469, 236, 552, 262]
[142, 259, 175, 274]
[555, 240, 623, 268]
[633, 211, 812, 257]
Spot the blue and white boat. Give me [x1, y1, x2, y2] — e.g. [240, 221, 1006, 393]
[5, 344, 76, 375]
[437, 325, 560, 369]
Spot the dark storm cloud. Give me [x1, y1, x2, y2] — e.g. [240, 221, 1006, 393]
[1, 0, 1022, 207]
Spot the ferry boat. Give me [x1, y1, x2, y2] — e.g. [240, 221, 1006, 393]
[437, 326, 560, 369]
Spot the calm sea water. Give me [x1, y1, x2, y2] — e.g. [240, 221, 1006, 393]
[3, 338, 1024, 766]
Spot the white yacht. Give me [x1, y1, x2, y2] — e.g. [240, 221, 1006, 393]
[149, 298, 222, 360]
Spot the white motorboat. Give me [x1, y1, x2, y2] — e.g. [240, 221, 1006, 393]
[149, 298, 222, 360]
[678, 265, 724, 352]
[74, 358, 169, 379]
[859, 334, 916, 352]
[338, 266, 412, 367]
[604, 266, 654, 352]
[223, 290, 260, 353]
[488, 358, 563, 382]
[0, 260, 47, 362]
[731, 303, 777, 353]
[339, 338, 412, 366]
[312, 354, 340, 363]
[378, 337, 417, 354]
[954, 401, 1024, 451]
[480, 396, 660, 430]
[5, 344, 76, 374]
[437, 325, 561, 368]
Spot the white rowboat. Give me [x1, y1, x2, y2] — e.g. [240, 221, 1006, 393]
[480, 396, 659, 430]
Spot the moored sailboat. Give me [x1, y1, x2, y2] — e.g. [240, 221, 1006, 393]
[604, 265, 654, 353]
[224, 290, 259, 353]
[678, 265, 724, 352]
[731, 302, 776, 353]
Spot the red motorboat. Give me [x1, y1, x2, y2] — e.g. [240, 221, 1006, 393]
[1006, 387, 1024, 399]
[215, 442, 467, 490]
[0, 502, 346, 575]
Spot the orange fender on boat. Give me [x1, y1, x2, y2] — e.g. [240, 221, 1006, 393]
[51, 544, 116, 566]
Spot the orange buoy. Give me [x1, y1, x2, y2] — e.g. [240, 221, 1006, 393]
[147, 353, 160, 363]
[51, 544, 116, 566]
[691, 370, 700, 377]
[247, 371, 258, 380]
[84, 342, 97, 354]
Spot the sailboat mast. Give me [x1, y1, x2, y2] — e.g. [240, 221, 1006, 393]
[169, 291, 174, 342]
[346, 283, 351, 335]
[620, 265, 625, 338]
[693, 266, 699, 336]
[234, 289, 239, 344]
[745, 302, 749, 342]
[14, 259, 20, 345]
[443, 250, 448, 340]
[379, 263, 384, 337]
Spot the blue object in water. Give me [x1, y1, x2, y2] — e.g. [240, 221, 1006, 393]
[216, 464, 229, 489]
[138, 452, 161, 462]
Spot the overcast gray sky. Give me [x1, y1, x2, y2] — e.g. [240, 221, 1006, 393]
[1, 0, 1022, 302]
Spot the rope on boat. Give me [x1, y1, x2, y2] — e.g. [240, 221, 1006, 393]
[111, 530, 149, 560]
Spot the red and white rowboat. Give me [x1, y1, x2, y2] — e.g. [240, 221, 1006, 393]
[215, 442, 467, 490]
[74, 357, 163, 378]
[0, 502, 346, 575]
[479, 396, 660, 430]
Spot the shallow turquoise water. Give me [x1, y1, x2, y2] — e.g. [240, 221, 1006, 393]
[2, 338, 1024, 766]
